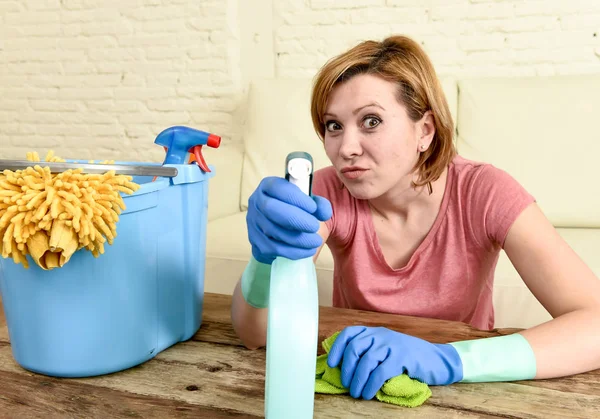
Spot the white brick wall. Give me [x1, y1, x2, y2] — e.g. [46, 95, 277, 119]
[0, 0, 241, 162]
[1, 0, 599, 160]
[275, 0, 600, 78]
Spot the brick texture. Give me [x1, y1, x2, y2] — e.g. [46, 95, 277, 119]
[0, 0, 240, 162]
[1, 0, 599, 160]
[275, 0, 600, 78]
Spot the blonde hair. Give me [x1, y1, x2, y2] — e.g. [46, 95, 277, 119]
[311, 35, 456, 192]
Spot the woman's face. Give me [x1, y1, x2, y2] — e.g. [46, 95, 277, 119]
[322, 73, 434, 200]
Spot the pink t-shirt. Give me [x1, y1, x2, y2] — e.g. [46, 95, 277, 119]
[311, 155, 535, 330]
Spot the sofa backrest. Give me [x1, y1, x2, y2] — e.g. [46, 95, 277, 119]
[239, 76, 458, 210]
[239, 78, 329, 210]
[456, 76, 600, 228]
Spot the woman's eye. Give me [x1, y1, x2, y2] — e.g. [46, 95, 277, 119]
[325, 121, 342, 131]
[362, 116, 381, 129]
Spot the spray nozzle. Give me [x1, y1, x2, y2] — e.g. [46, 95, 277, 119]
[285, 151, 313, 196]
[154, 125, 221, 172]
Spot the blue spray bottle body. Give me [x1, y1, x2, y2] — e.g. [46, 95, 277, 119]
[264, 152, 319, 419]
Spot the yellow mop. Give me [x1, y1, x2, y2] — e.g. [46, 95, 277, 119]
[0, 151, 140, 270]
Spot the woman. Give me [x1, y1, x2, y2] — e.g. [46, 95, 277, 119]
[230, 35, 600, 400]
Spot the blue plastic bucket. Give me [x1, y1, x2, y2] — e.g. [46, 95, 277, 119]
[0, 162, 214, 377]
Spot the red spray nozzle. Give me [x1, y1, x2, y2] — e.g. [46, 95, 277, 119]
[207, 134, 221, 148]
[154, 126, 221, 173]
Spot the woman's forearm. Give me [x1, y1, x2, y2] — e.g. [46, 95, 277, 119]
[520, 308, 600, 379]
[231, 280, 268, 350]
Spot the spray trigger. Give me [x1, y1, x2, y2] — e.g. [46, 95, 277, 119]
[189, 145, 211, 172]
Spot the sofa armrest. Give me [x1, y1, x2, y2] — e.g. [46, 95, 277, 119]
[204, 142, 244, 221]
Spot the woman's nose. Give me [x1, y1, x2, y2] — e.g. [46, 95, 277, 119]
[338, 132, 363, 159]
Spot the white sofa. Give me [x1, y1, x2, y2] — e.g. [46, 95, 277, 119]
[202, 75, 600, 330]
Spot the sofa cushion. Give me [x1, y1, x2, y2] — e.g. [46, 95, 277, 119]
[205, 142, 244, 221]
[239, 77, 458, 210]
[206, 211, 334, 270]
[206, 212, 250, 261]
[205, 211, 334, 302]
[239, 78, 330, 211]
[456, 76, 600, 228]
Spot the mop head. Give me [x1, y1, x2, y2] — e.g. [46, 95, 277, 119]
[0, 151, 140, 270]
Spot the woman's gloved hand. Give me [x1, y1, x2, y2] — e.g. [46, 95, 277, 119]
[246, 176, 332, 264]
[327, 326, 463, 400]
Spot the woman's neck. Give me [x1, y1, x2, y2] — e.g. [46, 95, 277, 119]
[368, 167, 449, 224]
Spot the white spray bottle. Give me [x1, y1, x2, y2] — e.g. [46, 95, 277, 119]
[264, 152, 319, 419]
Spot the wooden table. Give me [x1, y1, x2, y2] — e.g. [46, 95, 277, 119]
[1, 293, 599, 418]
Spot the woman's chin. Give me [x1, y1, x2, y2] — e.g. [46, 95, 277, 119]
[344, 184, 377, 200]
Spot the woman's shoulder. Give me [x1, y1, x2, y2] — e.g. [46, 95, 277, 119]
[450, 154, 491, 176]
[312, 165, 361, 244]
[450, 154, 518, 189]
[313, 165, 338, 182]
[312, 165, 347, 201]
[449, 154, 535, 248]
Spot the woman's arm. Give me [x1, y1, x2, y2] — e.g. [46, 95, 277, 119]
[231, 222, 330, 349]
[325, 201, 600, 395]
[503, 202, 600, 378]
[231, 281, 268, 350]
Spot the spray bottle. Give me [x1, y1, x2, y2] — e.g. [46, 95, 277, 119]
[264, 152, 319, 419]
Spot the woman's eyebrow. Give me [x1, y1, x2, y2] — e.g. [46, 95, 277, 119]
[324, 102, 386, 118]
[353, 102, 385, 115]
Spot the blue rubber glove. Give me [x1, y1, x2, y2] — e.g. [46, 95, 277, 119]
[327, 326, 463, 400]
[246, 176, 332, 265]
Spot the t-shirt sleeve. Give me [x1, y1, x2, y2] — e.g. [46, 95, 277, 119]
[467, 164, 536, 250]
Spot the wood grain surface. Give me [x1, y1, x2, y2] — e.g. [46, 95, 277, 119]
[1, 293, 598, 418]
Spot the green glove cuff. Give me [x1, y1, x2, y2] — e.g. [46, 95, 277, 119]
[241, 256, 272, 309]
[450, 333, 537, 383]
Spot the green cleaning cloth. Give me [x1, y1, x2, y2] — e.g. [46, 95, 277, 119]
[315, 331, 432, 407]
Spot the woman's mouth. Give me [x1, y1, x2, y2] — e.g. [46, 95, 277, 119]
[340, 167, 368, 180]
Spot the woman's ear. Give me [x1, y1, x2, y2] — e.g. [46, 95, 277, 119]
[417, 110, 436, 152]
